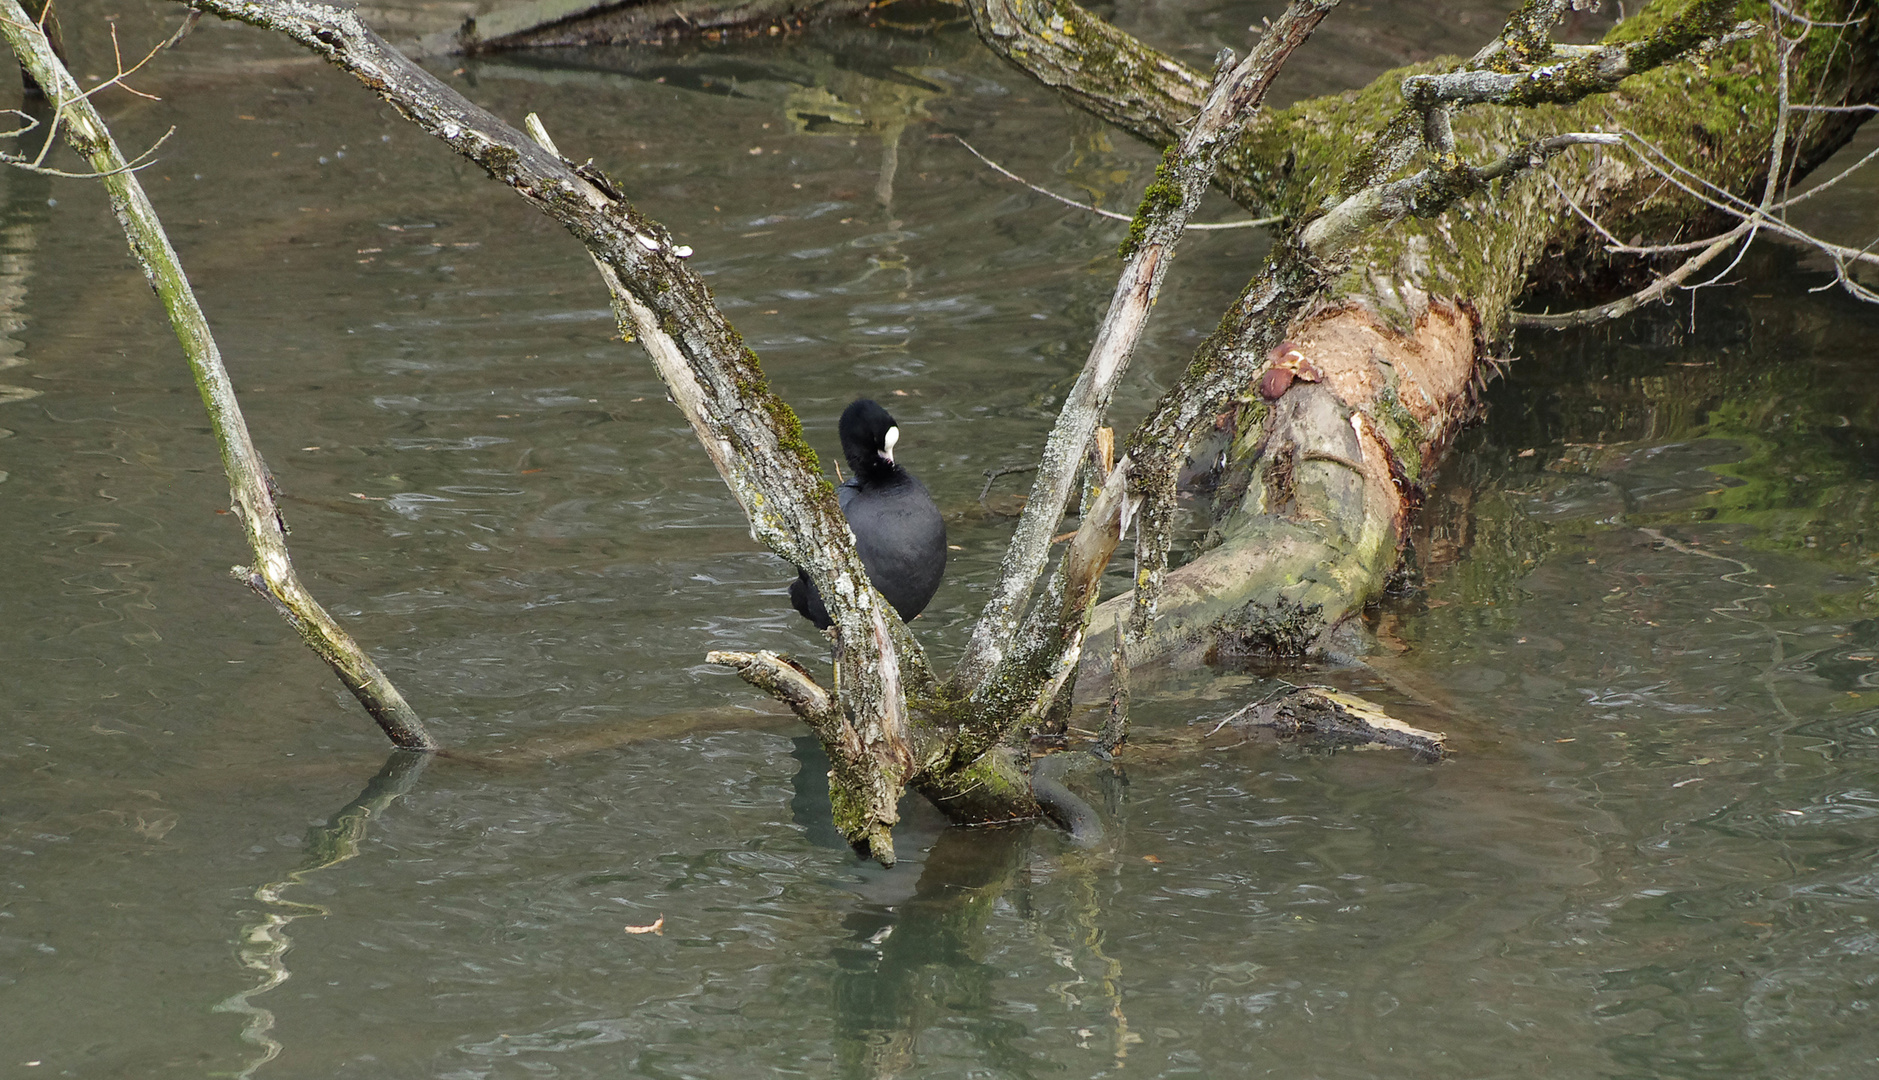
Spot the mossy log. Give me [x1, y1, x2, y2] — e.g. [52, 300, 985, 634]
[1027, 0, 1879, 677]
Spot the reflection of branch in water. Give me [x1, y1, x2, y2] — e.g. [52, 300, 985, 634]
[832, 825, 1036, 1078]
[1639, 526, 1800, 732]
[876, 123, 899, 212]
[1066, 853, 1140, 1067]
[0, 100, 49, 410]
[452, 703, 794, 768]
[784, 72, 927, 310]
[823, 783, 1143, 1077]
[213, 750, 431, 1078]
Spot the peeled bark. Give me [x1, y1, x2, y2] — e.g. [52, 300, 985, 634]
[954, 0, 1879, 678]
[1087, 300, 1480, 677]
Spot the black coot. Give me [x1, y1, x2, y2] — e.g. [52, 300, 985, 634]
[789, 399, 947, 630]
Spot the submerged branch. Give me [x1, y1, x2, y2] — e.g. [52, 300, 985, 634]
[1205, 685, 1448, 760]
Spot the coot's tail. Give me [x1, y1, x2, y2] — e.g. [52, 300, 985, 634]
[788, 569, 832, 630]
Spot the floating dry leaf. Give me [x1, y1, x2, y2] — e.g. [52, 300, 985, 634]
[624, 916, 665, 935]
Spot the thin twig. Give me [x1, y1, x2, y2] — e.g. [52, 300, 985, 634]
[1512, 221, 1752, 328]
[951, 135, 1278, 231]
[979, 462, 1037, 502]
[0, 124, 175, 178]
[1516, 5, 1879, 325]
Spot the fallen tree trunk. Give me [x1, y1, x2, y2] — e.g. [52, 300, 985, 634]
[962, 0, 1879, 681]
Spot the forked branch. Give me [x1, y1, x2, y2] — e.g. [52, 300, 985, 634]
[182, 0, 927, 862]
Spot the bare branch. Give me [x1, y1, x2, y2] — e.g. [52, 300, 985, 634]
[183, 0, 930, 862]
[1337, 0, 1746, 201]
[1768, 0, 1870, 29]
[1517, 7, 1879, 325]
[1307, 0, 1747, 260]
[1769, 139, 1879, 209]
[951, 135, 1278, 231]
[953, 0, 1340, 693]
[1302, 133, 1621, 259]
[0, 119, 176, 179]
[1403, 8, 1757, 111]
[0, 0, 437, 749]
[1511, 221, 1752, 328]
[706, 651, 835, 722]
[958, 451, 1135, 753]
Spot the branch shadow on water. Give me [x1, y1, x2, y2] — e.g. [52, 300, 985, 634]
[213, 749, 432, 1079]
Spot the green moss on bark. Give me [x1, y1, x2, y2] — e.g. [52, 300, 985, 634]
[1213, 0, 1871, 340]
[1119, 144, 1184, 258]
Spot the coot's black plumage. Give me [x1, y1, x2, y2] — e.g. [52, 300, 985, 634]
[790, 399, 946, 630]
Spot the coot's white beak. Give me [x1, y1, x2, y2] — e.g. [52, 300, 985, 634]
[881, 425, 899, 463]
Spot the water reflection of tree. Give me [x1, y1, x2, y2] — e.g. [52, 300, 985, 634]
[0, 99, 51, 410]
[1413, 251, 1879, 595]
[830, 826, 1036, 1077]
[792, 734, 1139, 1076]
[216, 743, 1134, 1079]
[216, 751, 430, 1078]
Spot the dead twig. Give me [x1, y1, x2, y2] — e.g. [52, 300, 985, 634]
[950, 134, 1278, 231]
[1514, 9, 1879, 326]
